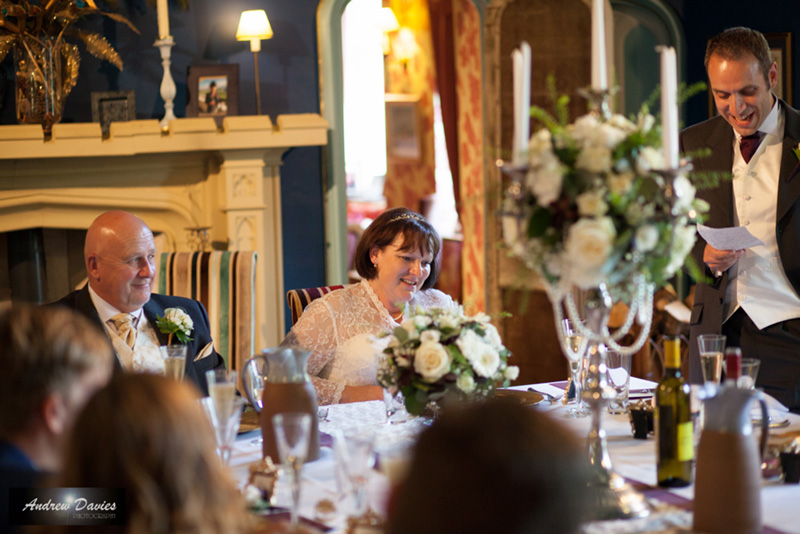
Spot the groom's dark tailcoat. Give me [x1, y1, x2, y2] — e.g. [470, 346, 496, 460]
[53, 285, 225, 396]
[680, 99, 800, 392]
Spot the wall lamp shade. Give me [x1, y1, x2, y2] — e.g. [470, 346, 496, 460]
[237, 10, 273, 52]
[236, 9, 272, 116]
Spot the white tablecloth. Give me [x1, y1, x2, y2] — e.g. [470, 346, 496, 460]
[229, 379, 800, 533]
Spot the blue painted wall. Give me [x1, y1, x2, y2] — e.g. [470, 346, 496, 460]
[0, 0, 327, 331]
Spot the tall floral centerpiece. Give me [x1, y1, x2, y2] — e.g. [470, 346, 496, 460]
[0, 0, 139, 130]
[502, 35, 707, 518]
[377, 306, 518, 416]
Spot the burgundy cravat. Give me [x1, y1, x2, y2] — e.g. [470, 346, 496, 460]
[739, 133, 762, 163]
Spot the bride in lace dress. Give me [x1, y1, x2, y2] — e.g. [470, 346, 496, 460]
[281, 208, 456, 404]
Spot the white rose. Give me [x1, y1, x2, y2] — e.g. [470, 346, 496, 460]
[419, 329, 441, 343]
[672, 174, 696, 213]
[413, 341, 451, 383]
[528, 127, 553, 155]
[456, 329, 501, 378]
[665, 223, 697, 277]
[607, 171, 634, 195]
[569, 114, 600, 143]
[472, 312, 491, 324]
[576, 145, 612, 174]
[396, 356, 411, 368]
[576, 190, 608, 217]
[636, 146, 665, 174]
[564, 217, 616, 288]
[401, 319, 419, 339]
[504, 366, 520, 381]
[456, 373, 476, 394]
[607, 114, 637, 135]
[438, 314, 459, 330]
[414, 315, 432, 328]
[527, 156, 564, 207]
[483, 323, 504, 351]
[634, 225, 659, 252]
[598, 121, 629, 148]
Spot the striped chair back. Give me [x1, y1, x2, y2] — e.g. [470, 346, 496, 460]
[286, 285, 345, 326]
[156, 251, 257, 373]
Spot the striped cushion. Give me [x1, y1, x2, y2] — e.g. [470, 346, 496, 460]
[286, 285, 345, 326]
[156, 251, 257, 373]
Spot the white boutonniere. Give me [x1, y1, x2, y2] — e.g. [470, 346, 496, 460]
[155, 307, 194, 345]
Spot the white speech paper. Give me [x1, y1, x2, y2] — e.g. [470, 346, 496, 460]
[697, 224, 765, 251]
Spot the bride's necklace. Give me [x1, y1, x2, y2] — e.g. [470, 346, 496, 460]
[391, 309, 404, 322]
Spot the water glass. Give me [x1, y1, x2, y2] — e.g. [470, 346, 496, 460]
[160, 345, 186, 381]
[273, 412, 312, 529]
[738, 358, 761, 389]
[383, 388, 408, 424]
[606, 350, 632, 414]
[697, 334, 725, 385]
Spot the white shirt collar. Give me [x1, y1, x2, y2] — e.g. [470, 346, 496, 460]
[736, 94, 779, 140]
[87, 284, 144, 325]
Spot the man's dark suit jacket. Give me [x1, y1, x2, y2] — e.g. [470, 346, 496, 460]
[680, 99, 800, 383]
[53, 285, 225, 396]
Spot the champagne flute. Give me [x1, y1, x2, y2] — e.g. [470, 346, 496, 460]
[206, 369, 237, 426]
[273, 412, 312, 530]
[697, 334, 725, 386]
[333, 430, 376, 517]
[561, 318, 589, 418]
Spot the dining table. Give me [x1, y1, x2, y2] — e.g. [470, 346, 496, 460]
[228, 377, 800, 534]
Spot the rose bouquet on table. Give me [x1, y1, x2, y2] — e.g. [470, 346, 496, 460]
[377, 306, 519, 416]
[502, 95, 709, 295]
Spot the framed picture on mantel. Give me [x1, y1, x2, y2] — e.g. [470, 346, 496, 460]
[186, 64, 239, 127]
[385, 93, 422, 162]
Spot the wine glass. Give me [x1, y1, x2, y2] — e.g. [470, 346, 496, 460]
[561, 318, 589, 418]
[333, 430, 376, 517]
[273, 412, 312, 530]
[200, 396, 245, 464]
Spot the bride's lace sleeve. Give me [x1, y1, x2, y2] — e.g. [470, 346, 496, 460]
[280, 299, 346, 405]
[415, 288, 458, 310]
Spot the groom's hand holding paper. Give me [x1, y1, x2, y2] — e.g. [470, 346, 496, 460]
[697, 224, 765, 277]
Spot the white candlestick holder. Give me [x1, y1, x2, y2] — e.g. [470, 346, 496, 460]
[155, 37, 177, 130]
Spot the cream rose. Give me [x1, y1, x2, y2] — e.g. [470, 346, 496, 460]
[504, 366, 520, 381]
[419, 329, 441, 343]
[576, 190, 608, 217]
[456, 373, 476, 394]
[413, 341, 451, 383]
[576, 145, 612, 174]
[564, 217, 616, 288]
[634, 224, 659, 252]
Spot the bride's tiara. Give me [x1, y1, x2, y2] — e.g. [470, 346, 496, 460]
[388, 213, 424, 223]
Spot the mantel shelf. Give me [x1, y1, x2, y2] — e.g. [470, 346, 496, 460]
[0, 114, 329, 160]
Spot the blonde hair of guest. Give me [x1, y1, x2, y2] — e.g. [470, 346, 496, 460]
[56, 374, 252, 534]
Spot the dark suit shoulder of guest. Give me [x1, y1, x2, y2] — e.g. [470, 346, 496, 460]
[50, 285, 225, 396]
[0, 440, 43, 534]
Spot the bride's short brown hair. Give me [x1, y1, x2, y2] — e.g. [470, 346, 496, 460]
[354, 207, 441, 289]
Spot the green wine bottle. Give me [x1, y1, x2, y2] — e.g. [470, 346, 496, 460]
[656, 336, 693, 487]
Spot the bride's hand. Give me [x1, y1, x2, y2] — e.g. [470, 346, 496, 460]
[340, 385, 384, 403]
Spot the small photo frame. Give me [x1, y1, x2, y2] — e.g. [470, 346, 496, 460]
[187, 64, 239, 127]
[91, 90, 136, 136]
[385, 93, 422, 162]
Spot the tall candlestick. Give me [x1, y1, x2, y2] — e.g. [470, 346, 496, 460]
[157, 0, 170, 39]
[512, 41, 531, 166]
[591, 0, 607, 90]
[658, 46, 679, 168]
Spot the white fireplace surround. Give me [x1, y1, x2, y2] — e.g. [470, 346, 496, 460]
[0, 114, 329, 350]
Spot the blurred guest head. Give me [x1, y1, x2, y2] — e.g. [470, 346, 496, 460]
[354, 208, 441, 312]
[704, 27, 777, 138]
[84, 210, 157, 313]
[58, 373, 250, 534]
[0, 304, 113, 471]
[389, 399, 591, 534]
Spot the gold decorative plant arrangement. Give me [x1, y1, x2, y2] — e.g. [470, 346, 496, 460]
[0, 0, 139, 130]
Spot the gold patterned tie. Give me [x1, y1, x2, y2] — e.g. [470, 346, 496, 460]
[111, 313, 137, 349]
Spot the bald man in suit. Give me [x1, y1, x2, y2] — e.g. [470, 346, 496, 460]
[53, 211, 225, 395]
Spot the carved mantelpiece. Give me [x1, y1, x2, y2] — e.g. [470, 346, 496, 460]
[0, 114, 329, 349]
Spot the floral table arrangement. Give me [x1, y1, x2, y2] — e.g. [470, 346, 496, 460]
[502, 93, 709, 297]
[0, 0, 139, 129]
[377, 306, 519, 416]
